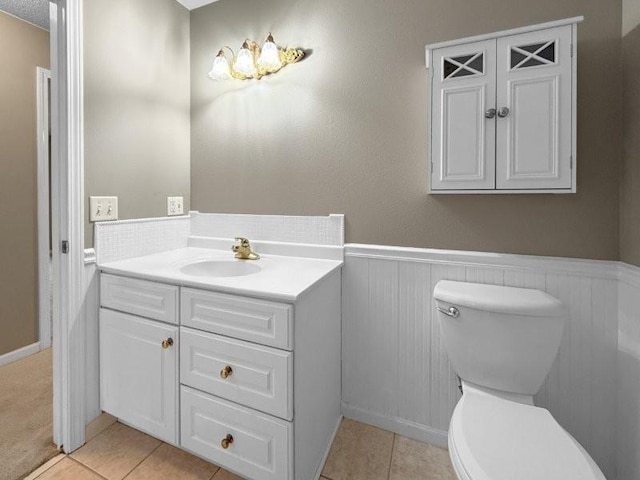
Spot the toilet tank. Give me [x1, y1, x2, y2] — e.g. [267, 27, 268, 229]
[433, 281, 566, 396]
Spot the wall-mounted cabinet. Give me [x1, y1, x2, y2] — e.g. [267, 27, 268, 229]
[426, 17, 582, 194]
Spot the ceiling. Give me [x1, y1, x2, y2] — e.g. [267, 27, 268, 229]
[175, 0, 220, 10]
[0, 0, 219, 30]
[0, 0, 49, 30]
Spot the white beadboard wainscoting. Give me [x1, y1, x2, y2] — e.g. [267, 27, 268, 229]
[83, 258, 100, 425]
[342, 244, 620, 479]
[617, 265, 640, 480]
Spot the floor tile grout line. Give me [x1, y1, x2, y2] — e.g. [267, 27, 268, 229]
[70, 422, 162, 480]
[31, 420, 455, 480]
[67, 456, 109, 480]
[386, 433, 397, 480]
[207, 464, 222, 480]
[120, 440, 164, 480]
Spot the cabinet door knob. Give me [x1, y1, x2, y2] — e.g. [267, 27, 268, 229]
[498, 107, 510, 118]
[221, 434, 234, 449]
[220, 365, 233, 379]
[485, 108, 496, 119]
[161, 338, 174, 349]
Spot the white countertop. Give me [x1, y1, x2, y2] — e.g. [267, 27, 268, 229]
[98, 247, 343, 302]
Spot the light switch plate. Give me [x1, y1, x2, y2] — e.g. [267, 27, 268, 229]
[89, 196, 118, 222]
[167, 196, 184, 216]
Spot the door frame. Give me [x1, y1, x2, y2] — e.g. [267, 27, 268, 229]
[50, 0, 86, 452]
[37, 66, 52, 351]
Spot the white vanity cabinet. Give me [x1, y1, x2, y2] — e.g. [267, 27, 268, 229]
[99, 275, 180, 444]
[427, 17, 582, 193]
[98, 269, 342, 480]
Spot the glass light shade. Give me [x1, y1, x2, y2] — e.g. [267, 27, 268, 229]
[208, 52, 231, 80]
[233, 44, 257, 77]
[257, 39, 282, 71]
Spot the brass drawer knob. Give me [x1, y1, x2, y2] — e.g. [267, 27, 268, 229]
[220, 365, 233, 379]
[161, 338, 174, 349]
[221, 434, 234, 449]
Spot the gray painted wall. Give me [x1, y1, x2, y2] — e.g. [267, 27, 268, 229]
[190, 0, 622, 260]
[0, 11, 49, 356]
[621, 17, 640, 268]
[84, 0, 191, 247]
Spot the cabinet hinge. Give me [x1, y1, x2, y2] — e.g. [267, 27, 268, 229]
[569, 155, 573, 170]
[431, 161, 434, 174]
[570, 43, 574, 58]
[61, 240, 69, 254]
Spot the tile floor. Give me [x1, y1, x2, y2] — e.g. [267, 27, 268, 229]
[24, 418, 456, 480]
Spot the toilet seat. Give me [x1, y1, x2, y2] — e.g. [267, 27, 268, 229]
[448, 386, 606, 480]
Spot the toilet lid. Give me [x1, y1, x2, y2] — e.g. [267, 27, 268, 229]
[450, 389, 606, 480]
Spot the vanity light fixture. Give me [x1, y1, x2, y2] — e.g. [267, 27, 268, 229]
[208, 33, 305, 81]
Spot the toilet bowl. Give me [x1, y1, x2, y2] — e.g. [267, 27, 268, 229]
[433, 281, 606, 480]
[448, 383, 605, 480]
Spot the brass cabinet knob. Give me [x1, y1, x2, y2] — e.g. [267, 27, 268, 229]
[220, 365, 233, 379]
[161, 338, 174, 349]
[221, 434, 234, 449]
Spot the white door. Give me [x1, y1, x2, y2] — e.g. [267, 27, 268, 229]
[99, 308, 178, 444]
[431, 39, 497, 190]
[495, 26, 573, 190]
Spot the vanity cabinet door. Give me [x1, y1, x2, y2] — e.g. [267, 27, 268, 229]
[495, 26, 573, 190]
[100, 308, 178, 444]
[431, 39, 497, 191]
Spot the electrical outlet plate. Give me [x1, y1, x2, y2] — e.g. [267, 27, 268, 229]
[89, 196, 118, 222]
[167, 196, 184, 216]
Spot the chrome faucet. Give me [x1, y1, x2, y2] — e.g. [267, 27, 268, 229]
[232, 237, 260, 260]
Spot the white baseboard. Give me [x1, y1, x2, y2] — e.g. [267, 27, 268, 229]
[313, 414, 343, 480]
[342, 403, 449, 449]
[0, 342, 41, 368]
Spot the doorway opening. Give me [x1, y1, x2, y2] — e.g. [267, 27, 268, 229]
[0, 7, 57, 479]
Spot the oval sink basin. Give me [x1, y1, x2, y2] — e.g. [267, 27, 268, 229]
[180, 260, 262, 278]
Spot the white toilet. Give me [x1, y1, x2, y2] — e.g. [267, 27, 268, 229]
[433, 280, 606, 480]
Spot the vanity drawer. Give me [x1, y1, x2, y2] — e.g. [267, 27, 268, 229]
[181, 288, 293, 350]
[181, 386, 293, 480]
[101, 274, 179, 325]
[181, 328, 293, 420]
